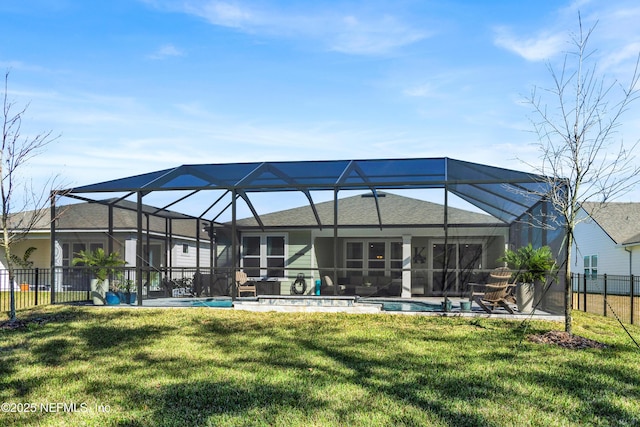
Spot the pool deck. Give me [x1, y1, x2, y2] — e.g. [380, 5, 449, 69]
[128, 295, 564, 321]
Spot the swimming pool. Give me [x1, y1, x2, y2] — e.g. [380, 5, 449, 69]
[360, 299, 443, 312]
[182, 298, 233, 308]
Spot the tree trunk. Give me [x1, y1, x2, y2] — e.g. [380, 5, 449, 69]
[564, 229, 573, 335]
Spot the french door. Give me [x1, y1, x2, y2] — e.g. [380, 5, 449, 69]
[432, 243, 483, 294]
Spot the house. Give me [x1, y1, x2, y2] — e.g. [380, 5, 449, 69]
[228, 191, 510, 298]
[1, 200, 212, 291]
[573, 202, 640, 277]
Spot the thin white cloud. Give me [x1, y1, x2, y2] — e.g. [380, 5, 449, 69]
[494, 27, 565, 61]
[193, 1, 254, 28]
[329, 14, 427, 55]
[147, 44, 185, 60]
[149, 0, 428, 55]
[403, 83, 437, 98]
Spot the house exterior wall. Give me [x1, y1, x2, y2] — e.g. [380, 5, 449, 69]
[1, 232, 211, 271]
[285, 230, 313, 293]
[305, 225, 509, 297]
[170, 239, 212, 268]
[573, 209, 634, 276]
[1, 237, 51, 270]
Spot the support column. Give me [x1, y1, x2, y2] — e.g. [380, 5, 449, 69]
[49, 193, 57, 303]
[333, 188, 339, 295]
[231, 189, 237, 300]
[136, 192, 143, 306]
[402, 234, 412, 298]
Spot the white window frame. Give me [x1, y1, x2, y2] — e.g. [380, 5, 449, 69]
[343, 239, 402, 277]
[584, 255, 598, 279]
[240, 233, 288, 279]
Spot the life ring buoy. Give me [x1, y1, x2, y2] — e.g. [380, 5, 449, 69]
[290, 273, 307, 295]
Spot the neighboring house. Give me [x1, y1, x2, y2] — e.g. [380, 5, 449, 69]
[1, 200, 212, 291]
[229, 192, 510, 297]
[573, 202, 640, 278]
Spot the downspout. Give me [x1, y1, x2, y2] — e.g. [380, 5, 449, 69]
[625, 246, 632, 276]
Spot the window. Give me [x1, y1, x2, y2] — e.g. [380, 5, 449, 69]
[584, 255, 597, 279]
[182, 244, 189, 254]
[344, 240, 402, 278]
[346, 242, 364, 279]
[63, 242, 104, 267]
[62, 242, 104, 291]
[241, 235, 286, 278]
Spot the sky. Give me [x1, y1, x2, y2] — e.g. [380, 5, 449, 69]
[2, 0, 640, 218]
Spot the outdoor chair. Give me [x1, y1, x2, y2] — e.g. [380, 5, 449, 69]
[235, 271, 257, 297]
[322, 276, 346, 295]
[467, 267, 516, 314]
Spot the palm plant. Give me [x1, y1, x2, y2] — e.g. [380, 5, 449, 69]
[499, 244, 557, 284]
[72, 248, 126, 286]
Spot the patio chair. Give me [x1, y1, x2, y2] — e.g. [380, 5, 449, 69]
[468, 267, 516, 314]
[235, 271, 257, 297]
[322, 276, 346, 295]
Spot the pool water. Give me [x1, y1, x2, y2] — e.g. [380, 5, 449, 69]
[361, 299, 442, 312]
[185, 298, 233, 308]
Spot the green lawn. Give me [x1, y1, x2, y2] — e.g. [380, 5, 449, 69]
[0, 291, 88, 312]
[1, 306, 639, 427]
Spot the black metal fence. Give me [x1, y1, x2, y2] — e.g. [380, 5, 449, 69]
[0, 268, 53, 312]
[572, 273, 639, 325]
[0, 266, 235, 313]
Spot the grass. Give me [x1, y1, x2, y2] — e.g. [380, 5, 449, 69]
[0, 291, 88, 312]
[1, 307, 639, 427]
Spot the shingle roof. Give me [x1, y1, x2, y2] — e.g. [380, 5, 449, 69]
[17, 201, 207, 240]
[233, 192, 503, 228]
[581, 202, 640, 245]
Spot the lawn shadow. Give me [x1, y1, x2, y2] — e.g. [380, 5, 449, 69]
[124, 379, 325, 426]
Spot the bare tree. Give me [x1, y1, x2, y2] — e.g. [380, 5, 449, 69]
[523, 17, 640, 334]
[1, 71, 63, 321]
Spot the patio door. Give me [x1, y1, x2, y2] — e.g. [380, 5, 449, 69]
[432, 242, 483, 295]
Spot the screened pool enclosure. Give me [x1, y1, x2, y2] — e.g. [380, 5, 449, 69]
[52, 157, 566, 314]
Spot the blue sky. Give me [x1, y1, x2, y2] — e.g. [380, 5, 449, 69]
[2, 0, 640, 216]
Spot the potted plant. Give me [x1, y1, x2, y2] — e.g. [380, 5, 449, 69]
[121, 278, 136, 304]
[499, 244, 557, 313]
[72, 248, 127, 305]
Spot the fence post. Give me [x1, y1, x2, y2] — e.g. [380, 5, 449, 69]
[631, 275, 635, 326]
[603, 274, 607, 317]
[50, 267, 55, 305]
[583, 273, 587, 312]
[34, 268, 39, 306]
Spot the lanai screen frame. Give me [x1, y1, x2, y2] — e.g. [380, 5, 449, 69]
[53, 157, 564, 305]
